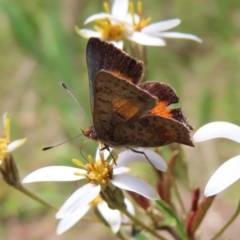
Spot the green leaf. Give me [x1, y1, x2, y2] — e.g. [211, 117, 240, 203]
[163, 217, 177, 226]
[156, 200, 188, 240]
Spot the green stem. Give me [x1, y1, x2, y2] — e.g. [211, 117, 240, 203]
[122, 209, 168, 240]
[116, 230, 130, 240]
[211, 198, 240, 240]
[15, 184, 103, 223]
[14, 183, 58, 210]
[170, 172, 186, 214]
[141, 45, 148, 81]
[81, 216, 102, 223]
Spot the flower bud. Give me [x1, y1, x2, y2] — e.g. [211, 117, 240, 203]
[100, 180, 126, 211]
[0, 153, 20, 187]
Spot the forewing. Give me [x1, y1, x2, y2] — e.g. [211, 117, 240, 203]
[86, 38, 143, 111]
[114, 115, 194, 147]
[93, 71, 157, 141]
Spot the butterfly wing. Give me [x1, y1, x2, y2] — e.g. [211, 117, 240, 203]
[86, 37, 143, 112]
[93, 70, 157, 143]
[113, 81, 194, 147]
[139, 81, 193, 130]
[113, 115, 194, 147]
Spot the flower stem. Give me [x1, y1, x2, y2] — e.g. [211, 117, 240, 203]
[116, 230, 129, 240]
[210, 198, 240, 240]
[14, 183, 58, 210]
[122, 209, 168, 240]
[15, 184, 102, 223]
[141, 45, 148, 81]
[169, 172, 186, 214]
[81, 216, 102, 222]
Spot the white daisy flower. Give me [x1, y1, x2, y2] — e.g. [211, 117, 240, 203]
[126, 1, 201, 46]
[76, 0, 201, 48]
[76, 0, 131, 49]
[56, 195, 134, 234]
[22, 147, 167, 231]
[193, 122, 240, 196]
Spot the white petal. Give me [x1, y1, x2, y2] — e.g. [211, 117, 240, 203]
[128, 32, 166, 46]
[111, 40, 124, 49]
[56, 183, 100, 219]
[125, 13, 140, 24]
[115, 148, 167, 172]
[142, 19, 181, 33]
[124, 198, 135, 216]
[22, 166, 86, 183]
[157, 32, 202, 43]
[56, 204, 91, 235]
[3, 112, 8, 127]
[111, 174, 159, 200]
[111, 0, 129, 21]
[84, 13, 111, 24]
[95, 145, 111, 161]
[205, 155, 240, 196]
[77, 29, 102, 39]
[97, 201, 121, 233]
[113, 167, 130, 175]
[6, 138, 27, 152]
[193, 122, 240, 143]
[84, 13, 121, 25]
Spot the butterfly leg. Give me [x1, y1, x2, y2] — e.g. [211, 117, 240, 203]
[100, 144, 117, 165]
[129, 148, 156, 170]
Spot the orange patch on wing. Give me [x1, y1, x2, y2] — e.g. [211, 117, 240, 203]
[113, 98, 141, 120]
[151, 101, 173, 118]
[111, 71, 134, 83]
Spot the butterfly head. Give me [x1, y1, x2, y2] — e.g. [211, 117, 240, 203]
[82, 126, 98, 142]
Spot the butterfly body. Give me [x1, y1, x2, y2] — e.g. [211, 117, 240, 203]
[82, 38, 194, 148]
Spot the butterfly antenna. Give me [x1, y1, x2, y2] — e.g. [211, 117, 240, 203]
[79, 139, 89, 162]
[43, 134, 83, 151]
[61, 82, 92, 124]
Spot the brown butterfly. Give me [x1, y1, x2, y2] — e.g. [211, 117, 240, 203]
[82, 37, 194, 150]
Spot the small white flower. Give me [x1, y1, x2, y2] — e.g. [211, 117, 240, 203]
[22, 147, 166, 232]
[127, 10, 202, 46]
[193, 122, 240, 196]
[76, 0, 131, 49]
[76, 0, 201, 48]
[0, 113, 26, 162]
[56, 195, 134, 234]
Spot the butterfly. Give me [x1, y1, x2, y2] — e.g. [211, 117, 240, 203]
[82, 37, 194, 150]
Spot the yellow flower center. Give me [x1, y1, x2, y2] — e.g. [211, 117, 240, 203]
[94, 19, 127, 42]
[129, 1, 151, 31]
[0, 138, 10, 159]
[93, 2, 128, 42]
[73, 155, 116, 184]
[0, 116, 10, 160]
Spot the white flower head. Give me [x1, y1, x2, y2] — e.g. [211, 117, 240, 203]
[126, 1, 202, 46]
[193, 122, 240, 196]
[56, 194, 134, 234]
[76, 0, 131, 49]
[0, 113, 26, 162]
[76, 0, 202, 48]
[22, 146, 166, 233]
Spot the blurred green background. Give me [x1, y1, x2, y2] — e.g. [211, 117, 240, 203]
[1, 0, 240, 239]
